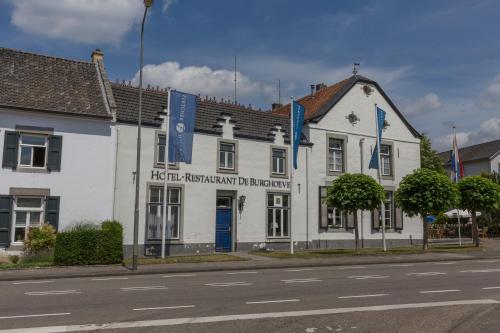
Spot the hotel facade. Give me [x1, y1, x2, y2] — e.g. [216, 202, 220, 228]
[0, 48, 422, 256]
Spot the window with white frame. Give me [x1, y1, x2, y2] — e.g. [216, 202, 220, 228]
[267, 193, 290, 238]
[384, 191, 394, 229]
[155, 133, 177, 167]
[218, 142, 235, 171]
[13, 197, 43, 242]
[380, 144, 392, 176]
[19, 134, 47, 168]
[319, 187, 346, 229]
[271, 148, 286, 175]
[146, 186, 181, 241]
[328, 138, 344, 173]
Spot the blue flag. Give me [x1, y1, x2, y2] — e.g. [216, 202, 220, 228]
[292, 100, 305, 169]
[168, 90, 197, 164]
[368, 106, 386, 169]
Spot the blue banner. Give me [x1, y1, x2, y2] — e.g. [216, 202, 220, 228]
[368, 106, 386, 169]
[168, 90, 197, 164]
[292, 100, 305, 169]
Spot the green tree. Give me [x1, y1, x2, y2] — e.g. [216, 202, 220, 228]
[420, 134, 445, 174]
[395, 169, 459, 250]
[457, 176, 500, 247]
[325, 174, 385, 251]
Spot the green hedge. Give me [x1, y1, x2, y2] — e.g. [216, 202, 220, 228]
[54, 221, 123, 265]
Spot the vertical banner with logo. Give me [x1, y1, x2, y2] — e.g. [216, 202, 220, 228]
[368, 106, 387, 170]
[168, 90, 197, 164]
[292, 100, 305, 169]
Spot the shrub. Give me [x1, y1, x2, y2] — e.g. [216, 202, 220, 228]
[53, 220, 123, 266]
[24, 224, 57, 254]
[8, 255, 19, 264]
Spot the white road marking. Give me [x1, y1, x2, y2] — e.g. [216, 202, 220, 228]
[285, 268, 315, 272]
[25, 290, 80, 296]
[420, 289, 461, 294]
[338, 294, 389, 299]
[246, 299, 300, 304]
[460, 269, 500, 273]
[121, 286, 168, 291]
[387, 264, 413, 267]
[351, 274, 388, 279]
[434, 261, 457, 265]
[0, 312, 71, 320]
[205, 282, 252, 287]
[133, 305, 195, 311]
[226, 271, 258, 275]
[162, 274, 196, 278]
[407, 272, 446, 276]
[476, 260, 498, 263]
[281, 278, 322, 284]
[92, 277, 129, 281]
[3, 300, 498, 332]
[482, 286, 500, 290]
[12, 280, 54, 285]
[338, 266, 366, 270]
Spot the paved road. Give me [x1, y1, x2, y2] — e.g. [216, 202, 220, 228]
[1, 259, 500, 332]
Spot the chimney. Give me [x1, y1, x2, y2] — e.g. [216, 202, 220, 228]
[91, 49, 104, 63]
[316, 83, 327, 92]
[310, 84, 315, 97]
[271, 103, 283, 110]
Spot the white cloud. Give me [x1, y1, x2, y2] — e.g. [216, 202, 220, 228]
[133, 61, 275, 104]
[162, 0, 178, 13]
[479, 74, 500, 110]
[435, 117, 500, 149]
[9, 0, 143, 44]
[404, 93, 442, 115]
[436, 131, 473, 148]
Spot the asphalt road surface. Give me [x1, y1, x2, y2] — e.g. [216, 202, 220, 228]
[1, 259, 500, 333]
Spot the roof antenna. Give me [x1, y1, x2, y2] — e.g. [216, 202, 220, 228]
[352, 62, 360, 75]
[234, 54, 237, 103]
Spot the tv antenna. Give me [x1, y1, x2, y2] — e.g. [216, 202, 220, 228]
[352, 62, 360, 75]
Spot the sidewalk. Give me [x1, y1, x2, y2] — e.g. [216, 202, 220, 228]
[0, 240, 499, 282]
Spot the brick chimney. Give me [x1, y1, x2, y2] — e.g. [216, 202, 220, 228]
[91, 49, 104, 63]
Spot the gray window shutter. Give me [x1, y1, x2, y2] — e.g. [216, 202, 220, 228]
[0, 196, 13, 248]
[372, 209, 381, 230]
[395, 207, 404, 230]
[346, 213, 355, 229]
[2, 131, 19, 169]
[45, 196, 60, 231]
[319, 187, 328, 229]
[47, 135, 62, 171]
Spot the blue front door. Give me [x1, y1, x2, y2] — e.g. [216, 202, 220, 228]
[216, 208, 232, 252]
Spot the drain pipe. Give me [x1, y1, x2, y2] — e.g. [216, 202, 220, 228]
[359, 138, 365, 248]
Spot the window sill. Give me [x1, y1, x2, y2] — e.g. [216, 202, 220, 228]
[327, 171, 345, 177]
[380, 175, 394, 180]
[154, 163, 179, 170]
[217, 168, 238, 175]
[321, 227, 353, 233]
[270, 173, 288, 179]
[14, 167, 50, 174]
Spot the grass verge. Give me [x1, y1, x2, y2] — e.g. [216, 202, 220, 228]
[123, 253, 248, 265]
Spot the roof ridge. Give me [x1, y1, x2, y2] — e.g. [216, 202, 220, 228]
[0, 47, 93, 65]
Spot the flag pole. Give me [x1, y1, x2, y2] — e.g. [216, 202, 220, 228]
[453, 126, 462, 246]
[289, 97, 294, 255]
[374, 104, 387, 251]
[161, 88, 171, 259]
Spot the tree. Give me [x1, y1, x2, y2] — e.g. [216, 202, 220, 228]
[457, 176, 500, 247]
[395, 169, 459, 250]
[420, 134, 445, 174]
[325, 174, 385, 251]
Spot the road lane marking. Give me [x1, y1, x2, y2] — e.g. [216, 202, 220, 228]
[12, 280, 54, 285]
[0, 312, 71, 320]
[281, 278, 322, 284]
[92, 277, 129, 281]
[205, 282, 252, 287]
[420, 289, 461, 294]
[476, 260, 498, 263]
[407, 272, 446, 276]
[460, 269, 500, 273]
[348, 275, 389, 279]
[338, 266, 366, 270]
[434, 261, 458, 265]
[162, 274, 196, 278]
[226, 271, 258, 275]
[121, 286, 168, 291]
[285, 268, 315, 272]
[388, 264, 413, 267]
[482, 287, 500, 290]
[3, 300, 498, 332]
[25, 290, 80, 296]
[338, 294, 389, 299]
[246, 299, 300, 304]
[133, 305, 195, 311]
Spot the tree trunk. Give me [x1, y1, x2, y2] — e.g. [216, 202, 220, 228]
[354, 212, 359, 252]
[472, 211, 480, 247]
[422, 217, 428, 251]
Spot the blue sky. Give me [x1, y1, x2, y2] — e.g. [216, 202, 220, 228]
[1, 0, 499, 150]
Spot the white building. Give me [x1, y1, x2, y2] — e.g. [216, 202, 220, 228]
[0, 48, 116, 249]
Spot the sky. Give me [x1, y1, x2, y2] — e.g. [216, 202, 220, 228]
[1, 0, 499, 151]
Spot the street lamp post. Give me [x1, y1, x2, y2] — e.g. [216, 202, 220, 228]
[132, 0, 154, 271]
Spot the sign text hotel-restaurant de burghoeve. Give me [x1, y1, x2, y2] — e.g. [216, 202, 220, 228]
[0, 48, 422, 256]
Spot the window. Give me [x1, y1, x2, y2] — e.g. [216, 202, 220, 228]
[328, 138, 344, 173]
[319, 187, 346, 229]
[384, 191, 394, 229]
[271, 148, 286, 176]
[13, 197, 43, 242]
[19, 134, 47, 168]
[267, 193, 290, 238]
[218, 141, 236, 171]
[146, 186, 181, 241]
[380, 144, 392, 176]
[155, 133, 177, 168]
